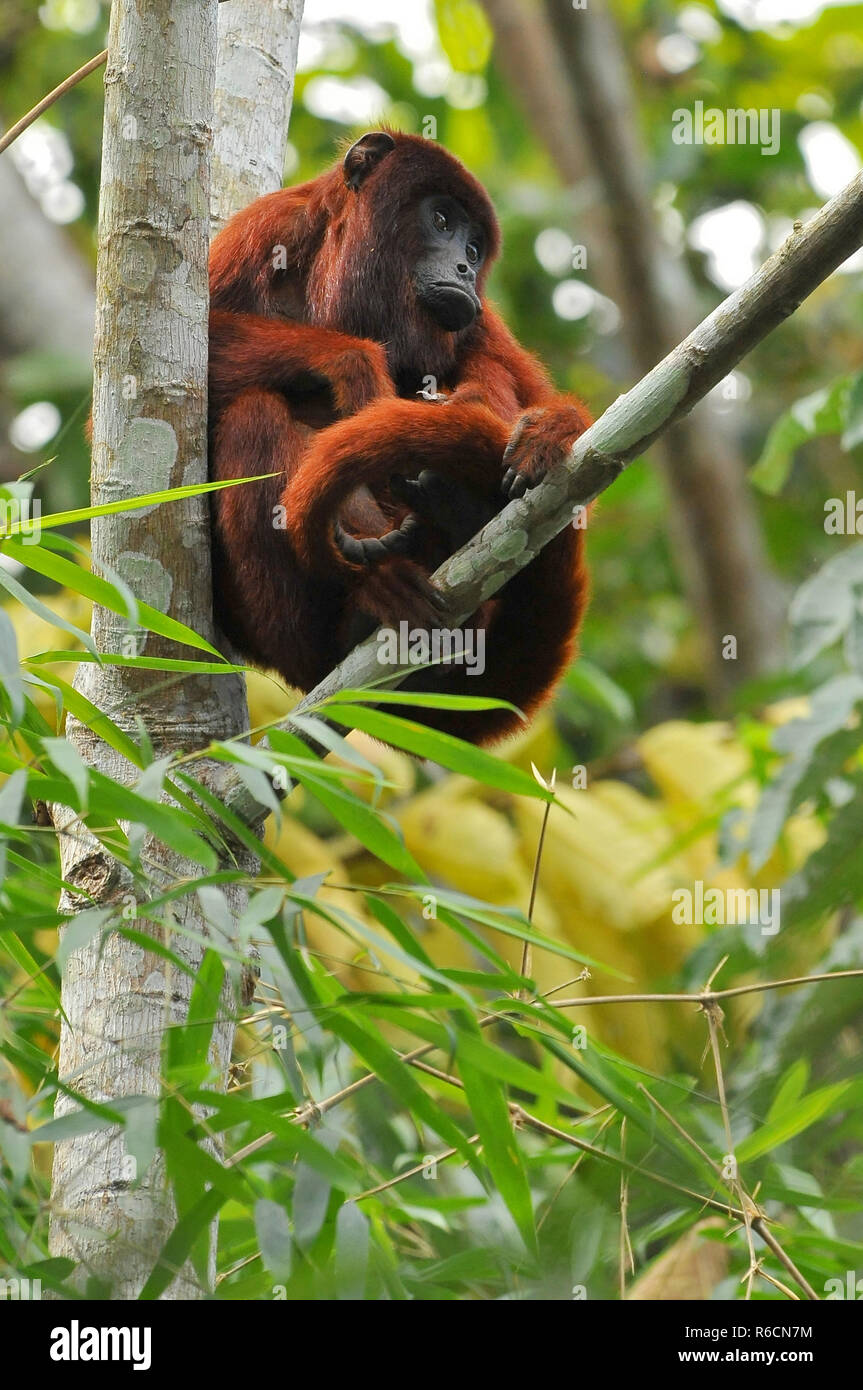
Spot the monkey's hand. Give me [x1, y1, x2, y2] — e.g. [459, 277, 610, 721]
[501, 400, 591, 500]
[327, 340, 396, 417]
[390, 469, 498, 554]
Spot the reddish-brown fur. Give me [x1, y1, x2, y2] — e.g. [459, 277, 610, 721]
[208, 132, 590, 743]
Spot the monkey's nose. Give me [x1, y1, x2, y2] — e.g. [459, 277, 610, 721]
[456, 262, 469, 275]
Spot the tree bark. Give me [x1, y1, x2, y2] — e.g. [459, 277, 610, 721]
[47, 0, 300, 1299]
[212, 0, 304, 234]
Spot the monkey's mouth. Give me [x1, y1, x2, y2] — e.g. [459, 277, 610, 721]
[424, 282, 480, 332]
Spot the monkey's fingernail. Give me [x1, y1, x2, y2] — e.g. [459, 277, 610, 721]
[334, 523, 368, 565]
[510, 476, 528, 498]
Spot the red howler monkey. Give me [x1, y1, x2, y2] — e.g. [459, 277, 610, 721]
[208, 131, 590, 744]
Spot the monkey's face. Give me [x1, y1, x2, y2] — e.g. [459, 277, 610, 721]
[413, 195, 485, 332]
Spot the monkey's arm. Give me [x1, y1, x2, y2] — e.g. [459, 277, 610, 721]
[448, 308, 592, 497]
[209, 310, 395, 419]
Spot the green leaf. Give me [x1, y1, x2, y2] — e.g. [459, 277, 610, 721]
[751, 378, 848, 495]
[292, 767, 423, 879]
[840, 368, 863, 451]
[0, 607, 24, 725]
[322, 703, 551, 800]
[456, 1027, 537, 1256]
[737, 1083, 851, 1161]
[402, 886, 622, 973]
[454, 1028, 577, 1106]
[42, 737, 89, 811]
[747, 676, 863, 871]
[435, 0, 493, 72]
[27, 670, 145, 768]
[276, 924, 472, 1161]
[788, 543, 863, 669]
[782, 782, 863, 926]
[196, 1090, 357, 1188]
[26, 650, 246, 674]
[0, 473, 277, 538]
[2, 538, 223, 658]
[767, 1059, 810, 1122]
[139, 1188, 226, 1300]
[324, 688, 517, 713]
[255, 1198, 293, 1281]
[0, 564, 96, 655]
[562, 659, 636, 725]
[0, 928, 59, 1010]
[335, 1203, 369, 1300]
[166, 948, 225, 1082]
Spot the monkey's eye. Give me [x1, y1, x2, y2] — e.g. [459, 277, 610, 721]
[466, 241, 480, 264]
[433, 209, 449, 232]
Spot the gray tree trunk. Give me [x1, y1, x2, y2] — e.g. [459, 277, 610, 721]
[48, 0, 300, 1299]
[212, 0, 303, 233]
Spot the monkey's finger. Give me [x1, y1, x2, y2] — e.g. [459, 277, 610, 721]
[389, 474, 425, 509]
[390, 469, 449, 514]
[334, 522, 371, 565]
[501, 432, 525, 466]
[502, 468, 529, 499]
[379, 515, 420, 554]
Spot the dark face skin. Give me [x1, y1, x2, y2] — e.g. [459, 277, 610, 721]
[413, 195, 486, 332]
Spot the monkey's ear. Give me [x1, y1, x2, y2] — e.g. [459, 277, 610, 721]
[343, 131, 396, 191]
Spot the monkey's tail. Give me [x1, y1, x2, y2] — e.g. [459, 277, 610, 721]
[284, 398, 509, 575]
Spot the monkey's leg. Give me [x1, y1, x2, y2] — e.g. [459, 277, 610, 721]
[211, 388, 347, 689]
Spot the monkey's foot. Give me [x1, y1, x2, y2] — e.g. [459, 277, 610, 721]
[355, 558, 449, 629]
[390, 469, 497, 552]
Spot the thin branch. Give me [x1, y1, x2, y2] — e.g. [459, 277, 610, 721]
[549, 968, 863, 1010]
[229, 965, 862, 1167]
[520, 766, 555, 995]
[752, 1218, 819, 1302]
[0, 0, 235, 158]
[349, 1137, 474, 1203]
[637, 1076, 819, 1300]
[509, 1106, 743, 1221]
[0, 50, 107, 157]
[618, 1118, 633, 1299]
[703, 999, 759, 1298]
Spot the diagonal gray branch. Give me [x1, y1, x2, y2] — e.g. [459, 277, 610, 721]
[220, 170, 863, 831]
